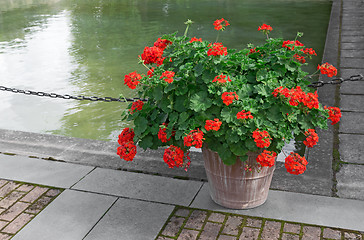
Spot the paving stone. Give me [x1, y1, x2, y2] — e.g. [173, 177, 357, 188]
[0, 202, 29, 221]
[0, 191, 25, 209]
[281, 233, 299, 240]
[340, 49, 364, 58]
[199, 222, 222, 240]
[25, 196, 53, 214]
[342, 30, 364, 36]
[0, 155, 94, 188]
[344, 232, 363, 239]
[339, 134, 364, 164]
[341, 58, 364, 69]
[44, 189, 62, 197]
[221, 216, 243, 236]
[191, 185, 364, 232]
[0, 181, 7, 190]
[177, 229, 199, 240]
[162, 216, 185, 237]
[218, 235, 237, 240]
[73, 167, 203, 205]
[239, 227, 260, 240]
[0, 220, 9, 230]
[302, 226, 321, 240]
[16, 184, 34, 192]
[342, 42, 364, 50]
[20, 186, 47, 203]
[245, 218, 262, 228]
[0, 233, 11, 240]
[336, 164, 364, 200]
[340, 95, 364, 113]
[261, 221, 281, 240]
[175, 208, 190, 218]
[84, 197, 173, 240]
[2, 213, 33, 234]
[12, 190, 116, 240]
[0, 182, 20, 198]
[339, 112, 364, 134]
[283, 223, 301, 234]
[156, 237, 174, 240]
[208, 212, 226, 223]
[323, 228, 341, 239]
[184, 210, 207, 230]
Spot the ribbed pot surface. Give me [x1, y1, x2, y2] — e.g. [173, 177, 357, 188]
[202, 145, 275, 209]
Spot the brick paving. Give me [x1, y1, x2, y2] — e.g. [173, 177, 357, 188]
[156, 207, 364, 240]
[0, 179, 62, 239]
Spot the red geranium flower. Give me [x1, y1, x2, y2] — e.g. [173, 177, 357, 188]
[213, 18, 230, 31]
[163, 145, 184, 168]
[303, 129, 319, 148]
[154, 38, 172, 50]
[205, 119, 222, 131]
[237, 110, 253, 120]
[124, 71, 142, 89]
[252, 129, 272, 148]
[190, 37, 202, 43]
[285, 152, 308, 175]
[258, 24, 273, 32]
[129, 100, 144, 114]
[212, 74, 231, 83]
[303, 48, 317, 56]
[147, 67, 155, 78]
[325, 106, 342, 125]
[158, 123, 174, 143]
[317, 63, 337, 78]
[160, 70, 175, 83]
[117, 141, 137, 161]
[207, 42, 228, 56]
[118, 128, 135, 145]
[256, 150, 276, 167]
[183, 129, 204, 148]
[221, 92, 238, 106]
[141, 46, 164, 65]
[293, 54, 306, 64]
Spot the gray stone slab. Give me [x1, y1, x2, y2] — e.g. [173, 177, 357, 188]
[336, 164, 364, 200]
[13, 189, 117, 240]
[0, 154, 93, 188]
[341, 49, 364, 58]
[341, 35, 364, 43]
[340, 69, 364, 94]
[339, 134, 364, 164]
[191, 184, 364, 232]
[84, 198, 173, 240]
[339, 112, 364, 134]
[72, 167, 203, 205]
[340, 58, 364, 69]
[340, 95, 364, 112]
[342, 30, 364, 36]
[342, 42, 364, 50]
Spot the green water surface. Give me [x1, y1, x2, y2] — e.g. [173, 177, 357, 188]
[0, 0, 332, 142]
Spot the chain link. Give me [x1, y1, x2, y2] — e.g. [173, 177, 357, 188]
[307, 74, 364, 88]
[1, 74, 363, 102]
[0, 86, 147, 103]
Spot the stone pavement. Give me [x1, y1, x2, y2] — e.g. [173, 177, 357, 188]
[0, 153, 364, 240]
[0, 0, 364, 239]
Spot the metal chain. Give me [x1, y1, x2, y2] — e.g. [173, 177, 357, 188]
[1, 74, 363, 102]
[0, 86, 147, 102]
[307, 74, 364, 88]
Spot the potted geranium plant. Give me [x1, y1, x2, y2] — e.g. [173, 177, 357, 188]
[117, 19, 341, 209]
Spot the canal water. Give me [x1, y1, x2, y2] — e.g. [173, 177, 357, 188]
[0, 0, 332, 145]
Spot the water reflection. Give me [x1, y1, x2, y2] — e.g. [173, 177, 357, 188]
[0, 0, 332, 141]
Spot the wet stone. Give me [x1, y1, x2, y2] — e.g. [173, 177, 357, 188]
[336, 164, 364, 200]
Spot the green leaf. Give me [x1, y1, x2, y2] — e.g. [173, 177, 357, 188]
[194, 63, 204, 77]
[256, 69, 267, 82]
[230, 143, 248, 156]
[267, 105, 281, 123]
[134, 117, 148, 136]
[138, 135, 153, 149]
[174, 96, 187, 112]
[153, 86, 163, 101]
[190, 91, 212, 112]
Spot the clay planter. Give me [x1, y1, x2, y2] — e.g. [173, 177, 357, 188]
[202, 145, 276, 209]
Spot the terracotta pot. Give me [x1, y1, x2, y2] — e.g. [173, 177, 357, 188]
[202, 145, 276, 209]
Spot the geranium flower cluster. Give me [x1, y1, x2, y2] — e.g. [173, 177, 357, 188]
[284, 152, 308, 175]
[184, 129, 204, 148]
[129, 100, 144, 114]
[213, 74, 231, 84]
[163, 145, 184, 168]
[317, 63, 338, 78]
[205, 119, 222, 131]
[213, 18, 230, 31]
[124, 71, 142, 89]
[252, 129, 272, 148]
[160, 70, 175, 83]
[273, 86, 319, 109]
[325, 106, 342, 125]
[158, 123, 172, 143]
[303, 129, 319, 148]
[256, 150, 276, 167]
[190, 37, 202, 43]
[236, 110, 253, 120]
[207, 43, 228, 56]
[221, 92, 238, 106]
[141, 38, 172, 66]
[282, 40, 304, 50]
[117, 128, 137, 161]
